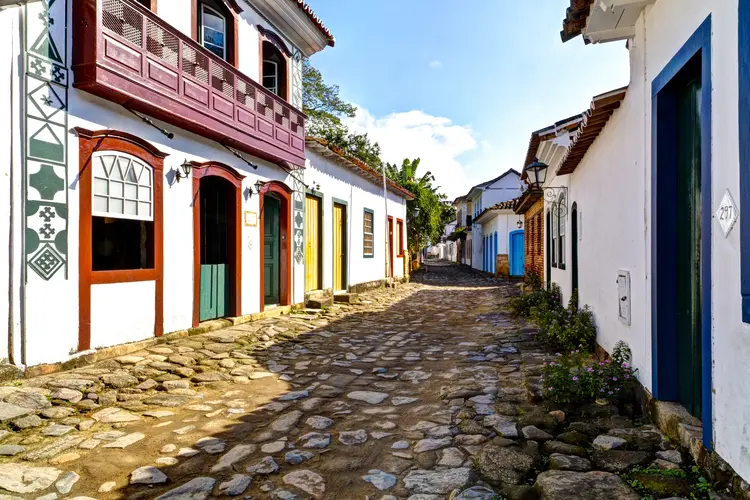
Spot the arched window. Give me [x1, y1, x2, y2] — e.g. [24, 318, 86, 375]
[92, 152, 153, 221]
[195, 0, 238, 64]
[262, 40, 288, 99]
[557, 192, 566, 268]
[91, 151, 155, 271]
[200, 3, 227, 59]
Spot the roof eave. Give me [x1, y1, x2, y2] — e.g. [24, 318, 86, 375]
[305, 138, 415, 200]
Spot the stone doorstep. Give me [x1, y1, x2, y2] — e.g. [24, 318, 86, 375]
[333, 293, 359, 304]
[22, 302, 304, 380]
[595, 343, 749, 499]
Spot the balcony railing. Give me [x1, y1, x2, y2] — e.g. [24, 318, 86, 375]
[73, 0, 306, 167]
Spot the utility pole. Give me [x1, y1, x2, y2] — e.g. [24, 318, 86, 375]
[383, 166, 391, 287]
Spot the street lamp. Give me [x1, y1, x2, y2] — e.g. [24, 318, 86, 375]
[525, 158, 549, 188]
[517, 219, 523, 229]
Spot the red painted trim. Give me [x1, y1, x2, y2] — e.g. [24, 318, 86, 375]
[77, 129, 166, 351]
[92, 269, 158, 284]
[192, 163, 244, 327]
[221, 0, 243, 14]
[396, 218, 405, 258]
[388, 216, 394, 278]
[189, 161, 245, 185]
[74, 128, 169, 159]
[258, 180, 293, 311]
[191, 0, 198, 41]
[257, 25, 292, 57]
[259, 29, 291, 103]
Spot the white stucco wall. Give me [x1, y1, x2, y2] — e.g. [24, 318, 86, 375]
[305, 150, 409, 290]
[478, 212, 516, 273]
[90, 281, 156, 349]
[0, 6, 22, 365]
[641, 0, 750, 481]
[565, 82, 648, 389]
[481, 173, 522, 209]
[13, 83, 301, 367]
[564, 0, 750, 482]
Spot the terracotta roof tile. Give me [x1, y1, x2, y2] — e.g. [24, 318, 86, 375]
[475, 197, 521, 221]
[561, 0, 595, 43]
[293, 0, 335, 47]
[557, 86, 628, 175]
[305, 137, 415, 200]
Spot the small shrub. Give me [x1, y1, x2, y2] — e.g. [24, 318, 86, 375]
[524, 266, 543, 289]
[540, 342, 638, 404]
[558, 305, 597, 352]
[510, 280, 597, 353]
[539, 350, 599, 404]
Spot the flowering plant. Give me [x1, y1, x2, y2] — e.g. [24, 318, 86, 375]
[540, 342, 638, 404]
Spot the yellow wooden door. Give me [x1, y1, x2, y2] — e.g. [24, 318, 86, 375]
[333, 202, 347, 291]
[304, 195, 321, 291]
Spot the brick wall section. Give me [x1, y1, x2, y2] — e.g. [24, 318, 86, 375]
[524, 197, 545, 281]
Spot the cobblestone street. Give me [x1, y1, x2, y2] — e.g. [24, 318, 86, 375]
[0, 263, 679, 499]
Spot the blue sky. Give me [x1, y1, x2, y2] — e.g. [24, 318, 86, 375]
[306, 0, 631, 199]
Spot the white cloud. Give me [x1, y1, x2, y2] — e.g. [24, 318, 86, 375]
[343, 106, 478, 198]
[428, 60, 443, 69]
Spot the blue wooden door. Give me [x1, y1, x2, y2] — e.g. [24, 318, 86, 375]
[510, 230, 525, 277]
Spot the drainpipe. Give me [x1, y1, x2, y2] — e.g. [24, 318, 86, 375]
[6, 8, 15, 365]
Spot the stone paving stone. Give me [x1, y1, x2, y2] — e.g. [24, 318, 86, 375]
[0, 264, 692, 499]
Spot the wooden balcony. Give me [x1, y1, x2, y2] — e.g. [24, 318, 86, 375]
[72, 0, 306, 167]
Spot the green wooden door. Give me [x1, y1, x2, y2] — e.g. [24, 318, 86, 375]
[675, 74, 702, 419]
[199, 177, 230, 321]
[264, 195, 281, 304]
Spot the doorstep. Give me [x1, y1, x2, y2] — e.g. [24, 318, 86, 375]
[595, 343, 750, 498]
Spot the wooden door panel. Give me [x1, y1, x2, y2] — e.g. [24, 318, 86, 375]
[333, 203, 346, 291]
[264, 197, 281, 304]
[305, 195, 321, 291]
[675, 74, 703, 418]
[200, 264, 215, 321]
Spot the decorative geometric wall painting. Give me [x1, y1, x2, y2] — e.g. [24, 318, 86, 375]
[24, 0, 69, 281]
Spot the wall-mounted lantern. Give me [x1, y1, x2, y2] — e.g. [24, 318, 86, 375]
[175, 159, 193, 183]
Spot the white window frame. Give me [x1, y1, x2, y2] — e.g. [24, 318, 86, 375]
[92, 151, 154, 222]
[363, 209, 374, 257]
[263, 59, 279, 95]
[200, 3, 226, 60]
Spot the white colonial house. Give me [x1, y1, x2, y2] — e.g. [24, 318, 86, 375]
[303, 138, 412, 294]
[0, 0, 410, 371]
[472, 198, 523, 277]
[533, 0, 750, 489]
[465, 169, 522, 272]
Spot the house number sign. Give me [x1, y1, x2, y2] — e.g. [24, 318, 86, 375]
[715, 189, 739, 238]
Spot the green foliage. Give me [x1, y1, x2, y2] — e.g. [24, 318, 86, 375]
[524, 266, 543, 290]
[540, 344, 638, 404]
[303, 60, 356, 135]
[540, 351, 599, 404]
[385, 158, 454, 255]
[510, 281, 596, 352]
[303, 63, 453, 257]
[622, 466, 712, 500]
